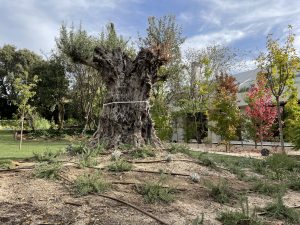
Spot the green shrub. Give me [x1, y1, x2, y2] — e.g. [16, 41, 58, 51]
[218, 197, 265, 225]
[266, 153, 299, 179]
[0, 160, 14, 169]
[33, 149, 62, 163]
[198, 153, 217, 169]
[33, 116, 51, 130]
[287, 175, 300, 191]
[33, 163, 62, 180]
[260, 194, 300, 224]
[73, 172, 110, 196]
[167, 144, 191, 154]
[218, 211, 265, 225]
[130, 146, 156, 159]
[206, 179, 235, 204]
[66, 144, 103, 156]
[79, 155, 98, 168]
[252, 180, 286, 196]
[135, 182, 175, 204]
[291, 124, 300, 150]
[108, 160, 132, 172]
[251, 159, 267, 174]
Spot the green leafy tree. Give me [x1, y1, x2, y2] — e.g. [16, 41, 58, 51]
[13, 68, 38, 150]
[150, 82, 173, 140]
[257, 26, 300, 152]
[34, 55, 69, 130]
[0, 45, 42, 118]
[209, 73, 240, 151]
[179, 45, 239, 143]
[284, 86, 300, 142]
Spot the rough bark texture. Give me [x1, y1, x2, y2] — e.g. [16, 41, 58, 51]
[85, 47, 165, 148]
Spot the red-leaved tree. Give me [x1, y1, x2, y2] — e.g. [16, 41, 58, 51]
[245, 78, 277, 148]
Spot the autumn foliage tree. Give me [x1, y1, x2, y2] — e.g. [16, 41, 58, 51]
[245, 76, 277, 148]
[209, 73, 240, 151]
[257, 26, 300, 152]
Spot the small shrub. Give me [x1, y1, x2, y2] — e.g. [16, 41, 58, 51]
[33, 163, 62, 180]
[198, 153, 217, 169]
[260, 194, 300, 224]
[218, 211, 265, 225]
[266, 153, 299, 179]
[287, 175, 300, 191]
[73, 172, 110, 196]
[65, 144, 86, 156]
[108, 160, 132, 172]
[79, 155, 98, 168]
[251, 159, 267, 174]
[135, 182, 175, 204]
[33, 116, 51, 130]
[130, 146, 156, 159]
[33, 149, 62, 163]
[218, 197, 265, 225]
[0, 160, 14, 169]
[206, 179, 235, 204]
[252, 180, 286, 196]
[168, 144, 191, 154]
[66, 144, 102, 156]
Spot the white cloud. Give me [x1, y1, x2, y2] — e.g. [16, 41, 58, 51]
[0, 0, 139, 54]
[182, 29, 245, 53]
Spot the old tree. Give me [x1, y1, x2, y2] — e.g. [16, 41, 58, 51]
[57, 16, 184, 148]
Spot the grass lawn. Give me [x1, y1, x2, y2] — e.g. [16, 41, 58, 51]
[0, 130, 71, 160]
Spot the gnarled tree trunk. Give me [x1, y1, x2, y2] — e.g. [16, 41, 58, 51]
[86, 47, 164, 148]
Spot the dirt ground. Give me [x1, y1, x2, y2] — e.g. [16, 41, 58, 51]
[0, 149, 299, 225]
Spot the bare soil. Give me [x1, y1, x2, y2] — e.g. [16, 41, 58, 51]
[0, 150, 299, 225]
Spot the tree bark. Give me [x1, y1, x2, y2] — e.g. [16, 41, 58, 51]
[87, 47, 164, 148]
[19, 110, 24, 150]
[276, 97, 285, 152]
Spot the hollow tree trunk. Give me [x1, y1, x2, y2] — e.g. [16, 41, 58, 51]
[86, 47, 164, 149]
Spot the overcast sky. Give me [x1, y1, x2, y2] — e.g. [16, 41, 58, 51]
[1, 0, 300, 72]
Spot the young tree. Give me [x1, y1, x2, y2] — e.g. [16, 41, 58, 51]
[245, 76, 277, 148]
[209, 73, 240, 151]
[257, 26, 300, 152]
[0, 45, 42, 118]
[13, 68, 38, 150]
[179, 45, 240, 143]
[57, 16, 184, 148]
[150, 82, 173, 140]
[284, 86, 300, 142]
